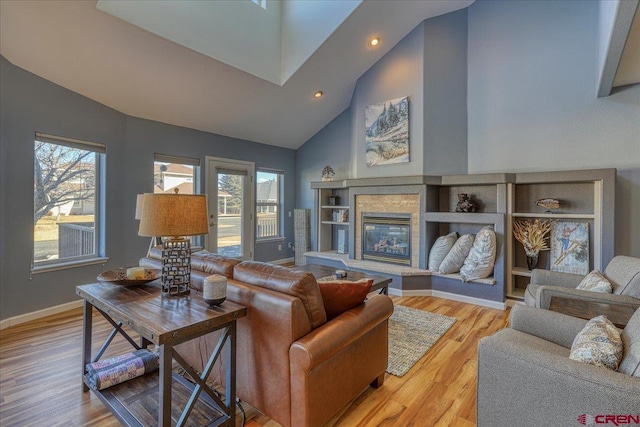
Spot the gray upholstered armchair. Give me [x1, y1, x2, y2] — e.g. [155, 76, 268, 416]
[477, 305, 640, 427]
[525, 255, 640, 310]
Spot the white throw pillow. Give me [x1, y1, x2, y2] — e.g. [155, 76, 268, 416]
[460, 226, 496, 282]
[428, 232, 458, 271]
[576, 270, 613, 293]
[438, 234, 475, 274]
[570, 315, 623, 371]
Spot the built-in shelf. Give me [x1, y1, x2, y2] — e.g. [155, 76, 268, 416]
[510, 288, 526, 299]
[321, 205, 349, 209]
[506, 168, 615, 300]
[512, 212, 594, 219]
[425, 212, 504, 224]
[321, 221, 349, 225]
[511, 267, 532, 277]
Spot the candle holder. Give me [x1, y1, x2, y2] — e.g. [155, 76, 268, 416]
[203, 275, 227, 306]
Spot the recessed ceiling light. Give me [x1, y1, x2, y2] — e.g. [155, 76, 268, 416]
[313, 91, 323, 99]
[369, 37, 380, 47]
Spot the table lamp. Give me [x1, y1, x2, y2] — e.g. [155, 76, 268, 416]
[138, 192, 209, 296]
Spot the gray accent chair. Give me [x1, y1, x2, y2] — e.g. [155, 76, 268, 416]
[524, 255, 640, 310]
[477, 305, 640, 427]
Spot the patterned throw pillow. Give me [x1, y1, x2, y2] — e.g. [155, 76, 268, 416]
[438, 234, 475, 274]
[317, 278, 374, 320]
[460, 226, 496, 282]
[569, 315, 623, 371]
[428, 232, 457, 271]
[576, 270, 613, 293]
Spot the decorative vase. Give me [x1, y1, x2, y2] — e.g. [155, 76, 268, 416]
[203, 274, 227, 306]
[526, 252, 539, 270]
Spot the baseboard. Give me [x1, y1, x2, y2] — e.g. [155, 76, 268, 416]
[0, 300, 83, 330]
[387, 288, 506, 310]
[431, 290, 507, 310]
[269, 257, 294, 266]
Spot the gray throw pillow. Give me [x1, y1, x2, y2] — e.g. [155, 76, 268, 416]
[576, 270, 613, 293]
[569, 315, 623, 371]
[438, 234, 475, 274]
[619, 309, 640, 377]
[428, 232, 457, 271]
[460, 226, 496, 282]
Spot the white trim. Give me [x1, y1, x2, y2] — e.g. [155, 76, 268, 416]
[387, 287, 507, 310]
[0, 300, 83, 330]
[31, 257, 109, 274]
[269, 257, 294, 265]
[431, 290, 507, 310]
[205, 156, 255, 259]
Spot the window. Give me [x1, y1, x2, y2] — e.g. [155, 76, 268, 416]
[33, 133, 105, 269]
[256, 170, 282, 239]
[153, 153, 202, 247]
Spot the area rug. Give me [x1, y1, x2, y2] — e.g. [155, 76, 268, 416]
[387, 304, 456, 377]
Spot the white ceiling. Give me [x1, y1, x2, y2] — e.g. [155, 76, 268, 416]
[0, 1, 637, 150]
[0, 0, 472, 150]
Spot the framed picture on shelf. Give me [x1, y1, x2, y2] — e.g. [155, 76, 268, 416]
[550, 221, 589, 275]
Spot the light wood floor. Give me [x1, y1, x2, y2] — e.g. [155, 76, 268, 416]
[0, 296, 509, 427]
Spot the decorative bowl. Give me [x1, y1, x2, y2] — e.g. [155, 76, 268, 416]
[97, 268, 161, 286]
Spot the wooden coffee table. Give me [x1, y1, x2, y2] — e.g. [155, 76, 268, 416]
[549, 296, 637, 328]
[292, 263, 392, 295]
[77, 282, 246, 427]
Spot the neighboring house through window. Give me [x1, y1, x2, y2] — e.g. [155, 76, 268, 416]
[256, 169, 282, 239]
[33, 133, 105, 270]
[153, 153, 202, 247]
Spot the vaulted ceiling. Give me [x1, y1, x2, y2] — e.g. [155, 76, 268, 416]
[0, 0, 472, 149]
[1, 0, 637, 150]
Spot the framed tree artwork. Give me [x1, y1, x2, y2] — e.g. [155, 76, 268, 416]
[365, 96, 409, 166]
[550, 221, 589, 275]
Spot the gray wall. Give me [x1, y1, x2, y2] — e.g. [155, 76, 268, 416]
[423, 9, 468, 176]
[296, 108, 351, 250]
[296, 12, 469, 251]
[0, 56, 296, 321]
[351, 21, 425, 178]
[467, 0, 640, 257]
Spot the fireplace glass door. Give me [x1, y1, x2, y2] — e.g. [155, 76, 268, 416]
[362, 216, 411, 265]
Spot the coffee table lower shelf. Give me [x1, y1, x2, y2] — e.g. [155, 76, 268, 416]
[84, 371, 227, 427]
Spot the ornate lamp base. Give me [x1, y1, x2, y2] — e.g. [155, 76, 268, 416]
[161, 238, 191, 297]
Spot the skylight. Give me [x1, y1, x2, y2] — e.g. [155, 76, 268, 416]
[251, 0, 267, 10]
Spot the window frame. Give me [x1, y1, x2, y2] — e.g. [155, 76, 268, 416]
[255, 169, 283, 241]
[32, 133, 107, 273]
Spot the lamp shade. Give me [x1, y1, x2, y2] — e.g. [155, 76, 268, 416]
[138, 193, 209, 237]
[134, 194, 144, 220]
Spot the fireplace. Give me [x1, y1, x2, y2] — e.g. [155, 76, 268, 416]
[362, 214, 411, 265]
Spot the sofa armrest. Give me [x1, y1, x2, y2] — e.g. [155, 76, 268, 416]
[509, 305, 587, 348]
[290, 294, 394, 369]
[531, 268, 583, 288]
[478, 328, 640, 427]
[536, 285, 640, 310]
[289, 294, 393, 427]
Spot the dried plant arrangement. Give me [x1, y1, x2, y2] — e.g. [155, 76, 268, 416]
[513, 218, 554, 257]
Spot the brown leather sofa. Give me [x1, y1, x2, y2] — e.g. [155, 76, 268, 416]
[140, 250, 394, 427]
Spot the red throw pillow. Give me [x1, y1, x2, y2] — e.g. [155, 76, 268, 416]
[317, 278, 374, 320]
